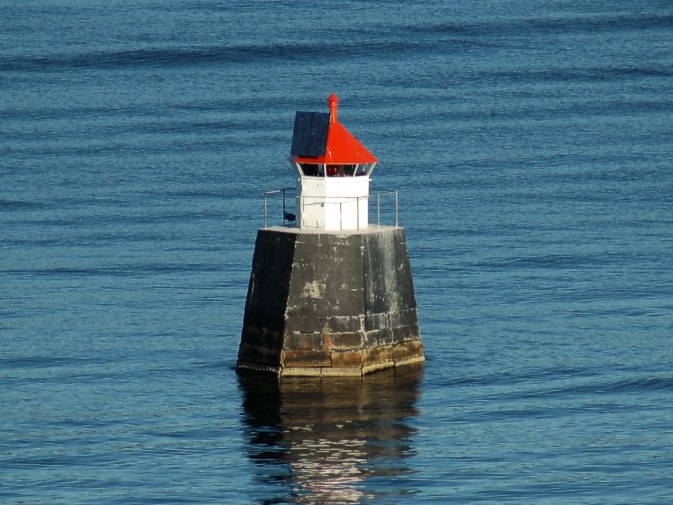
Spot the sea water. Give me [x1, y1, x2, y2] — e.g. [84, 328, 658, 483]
[2, 1, 673, 503]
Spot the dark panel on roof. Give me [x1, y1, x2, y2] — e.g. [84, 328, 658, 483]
[290, 111, 329, 157]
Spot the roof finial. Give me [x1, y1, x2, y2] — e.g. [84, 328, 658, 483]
[328, 93, 339, 123]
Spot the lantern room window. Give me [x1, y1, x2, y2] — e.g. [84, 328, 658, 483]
[356, 163, 375, 176]
[297, 162, 375, 178]
[326, 164, 356, 177]
[299, 163, 324, 177]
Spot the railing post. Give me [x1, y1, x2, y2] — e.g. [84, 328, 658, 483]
[377, 192, 381, 227]
[264, 194, 268, 228]
[282, 188, 286, 225]
[395, 190, 398, 227]
[357, 196, 360, 230]
[340, 201, 343, 230]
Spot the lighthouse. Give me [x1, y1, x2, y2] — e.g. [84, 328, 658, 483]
[237, 94, 424, 376]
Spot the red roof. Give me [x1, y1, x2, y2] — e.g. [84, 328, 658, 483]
[293, 94, 378, 165]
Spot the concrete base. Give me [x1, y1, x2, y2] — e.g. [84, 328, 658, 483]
[237, 226, 424, 377]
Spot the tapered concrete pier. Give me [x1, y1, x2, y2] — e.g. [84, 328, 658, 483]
[237, 226, 423, 376]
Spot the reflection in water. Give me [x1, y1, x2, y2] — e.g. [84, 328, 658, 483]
[239, 366, 423, 504]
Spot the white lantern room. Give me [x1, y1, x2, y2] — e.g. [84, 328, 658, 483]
[289, 94, 377, 231]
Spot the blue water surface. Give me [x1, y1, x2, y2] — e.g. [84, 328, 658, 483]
[2, 1, 673, 503]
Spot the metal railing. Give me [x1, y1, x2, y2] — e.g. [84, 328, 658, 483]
[262, 188, 399, 229]
[263, 187, 296, 228]
[373, 190, 399, 228]
[298, 194, 369, 231]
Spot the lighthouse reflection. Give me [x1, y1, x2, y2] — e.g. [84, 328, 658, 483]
[239, 366, 423, 504]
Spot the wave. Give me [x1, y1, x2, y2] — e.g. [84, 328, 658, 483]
[4, 263, 222, 278]
[415, 13, 673, 39]
[0, 39, 436, 73]
[487, 65, 673, 85]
